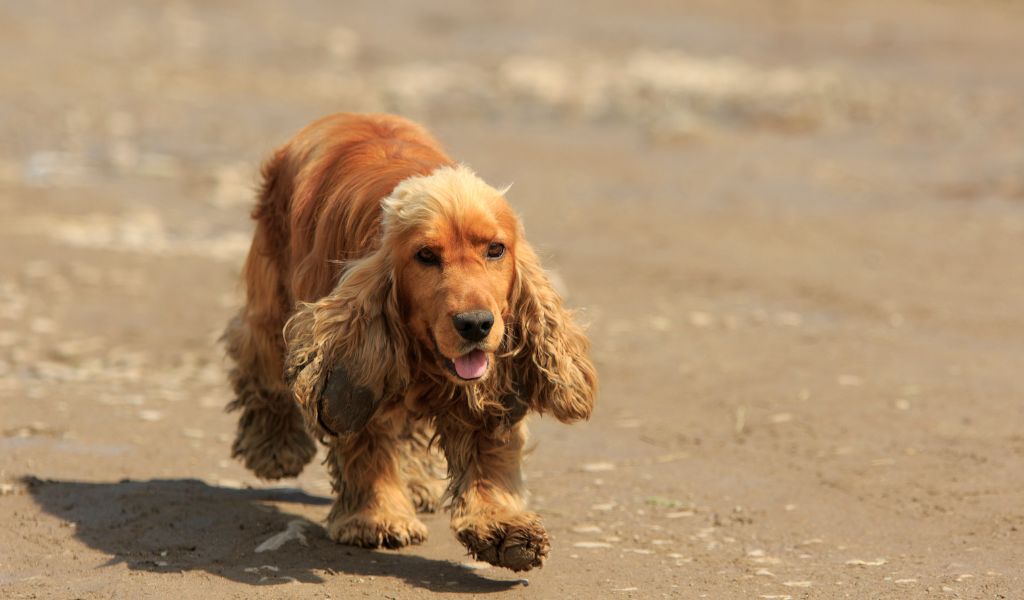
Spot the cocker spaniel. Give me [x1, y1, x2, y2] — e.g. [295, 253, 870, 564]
[224, 113, 597, 571]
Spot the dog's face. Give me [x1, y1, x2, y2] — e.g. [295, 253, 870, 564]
[286, 163, 595, 428]
[387, 169, 519, 384]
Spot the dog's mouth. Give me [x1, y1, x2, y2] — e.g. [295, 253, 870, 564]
[429, 330, 491, 382]
[445, 349, 489, 381]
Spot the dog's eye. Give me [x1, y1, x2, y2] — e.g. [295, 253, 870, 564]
[486, 242, 506, 260]
[415, 247, 440, 266]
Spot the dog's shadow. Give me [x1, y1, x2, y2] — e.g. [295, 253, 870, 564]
[21, 476, 521, 592]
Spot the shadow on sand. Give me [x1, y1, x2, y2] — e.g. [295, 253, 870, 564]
[22, 476, 521, 592]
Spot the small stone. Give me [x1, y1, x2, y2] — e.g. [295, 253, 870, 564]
[30, 318, 56, 334]
[845, 558, 886, 566]
[139, 410, 165, 422]
[649, 316, 672, 331]
[646, 496, 684, 508]
[837, 375, 863, 386]
[654, 452, 689, 463]
[255, 521, 309, 552]
[689, 311, 715, 328]
[459, 561, 491, 570]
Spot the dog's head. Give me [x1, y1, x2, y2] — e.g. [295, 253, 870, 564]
[285, 165, 596, 435]
[385, 166, 517, 385]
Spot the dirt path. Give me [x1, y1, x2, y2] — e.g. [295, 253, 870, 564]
[2, 1, 1023, 598]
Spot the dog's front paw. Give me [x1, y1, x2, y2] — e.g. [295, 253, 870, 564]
[327, 510, 428, 549]
[455, 512, 549, 571]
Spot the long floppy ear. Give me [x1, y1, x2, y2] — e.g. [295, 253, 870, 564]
[283, 249, 409, 436]
[506, 240, 598, 423]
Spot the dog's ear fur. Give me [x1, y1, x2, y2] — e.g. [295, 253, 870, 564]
[284, 248, 409, 435]
[505, 240, 597, 423]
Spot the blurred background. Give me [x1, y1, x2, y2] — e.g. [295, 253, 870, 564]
[1, 1, 1022, 597]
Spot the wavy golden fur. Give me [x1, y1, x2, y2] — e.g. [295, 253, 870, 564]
[224, 113, 597, 571]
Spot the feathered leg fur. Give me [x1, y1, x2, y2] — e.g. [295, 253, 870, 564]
[398, 420, 447, 513]
[224, 313, 316, 480]
[439, 416, 549, 571]
[324, 408, 428, 548]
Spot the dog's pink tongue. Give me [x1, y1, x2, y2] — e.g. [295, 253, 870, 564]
[454, 349, 488, 379]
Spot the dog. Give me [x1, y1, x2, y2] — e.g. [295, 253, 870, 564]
[224, 113, 597, 571]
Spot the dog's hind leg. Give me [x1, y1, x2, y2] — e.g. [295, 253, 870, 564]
[398, 419, 447, 513]
[225, 160, 317, 481]
[224, 311, 316, 480]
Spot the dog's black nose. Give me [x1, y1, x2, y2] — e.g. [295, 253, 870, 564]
[452, 310, 494, 342]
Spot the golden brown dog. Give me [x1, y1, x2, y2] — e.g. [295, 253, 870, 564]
[224, 113, 596, 571]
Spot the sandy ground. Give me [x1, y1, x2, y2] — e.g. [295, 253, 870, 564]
[2, 1, 1024, 598]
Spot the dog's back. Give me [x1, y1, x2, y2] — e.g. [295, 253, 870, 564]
[236, 114, 452, 379]
[251, 114, 453, 307]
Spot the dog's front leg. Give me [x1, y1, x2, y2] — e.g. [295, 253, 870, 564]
[439, 418, 549, 571]
[324, 409, 427, 549]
